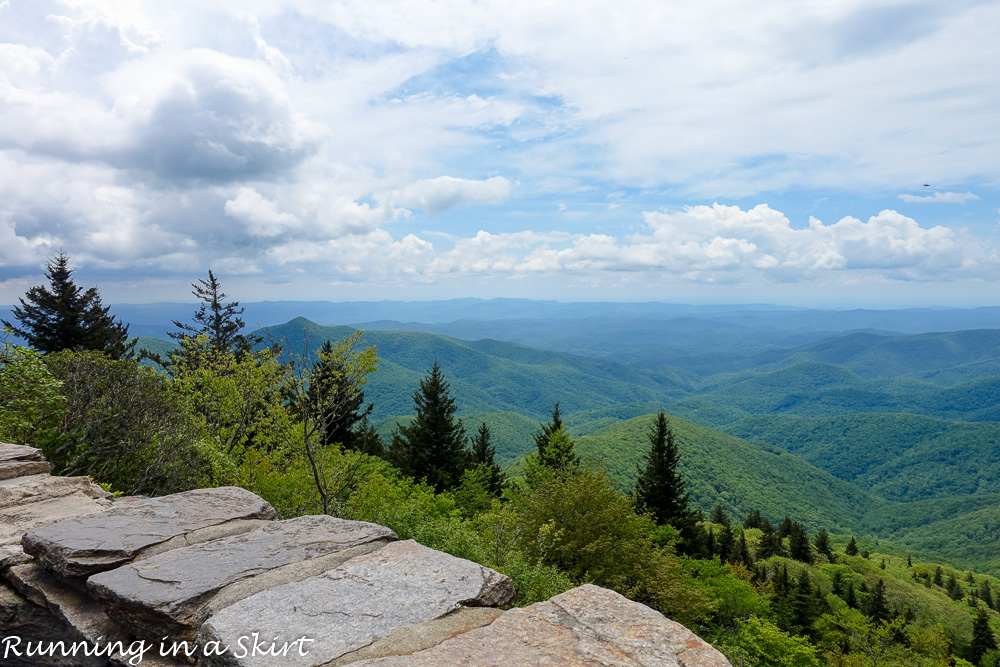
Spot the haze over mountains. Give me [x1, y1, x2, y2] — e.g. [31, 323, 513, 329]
[7, 298, 1000, 573]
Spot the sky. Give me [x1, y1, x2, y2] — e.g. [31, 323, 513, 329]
[1, 0, 998, 307]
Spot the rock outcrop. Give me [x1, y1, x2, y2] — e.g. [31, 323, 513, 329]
[0, 442, 732, 666]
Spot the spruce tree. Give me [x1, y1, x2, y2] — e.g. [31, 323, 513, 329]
[845, 582, 858, 609]
[814, 528, 835, 562]
[538, 425, 579, 471]
[866, 578, 891, 623]
[757, 520, 786, 560]
[533, 402, 564, 456]
[778, 515, 794, 539]
[308, 339, 374, 449]
[970, 606, 998, 666]
[353, 415, 385, 458]
[744, 509, 763, 529]
[470, 422, 507, 495]
[737, 531, 753, 566]
[169, 269, 261, 354]
[718, 524, 735, 563]
[710, 504, 731, 528]
[634, 410, 699, 550]
[791, 569, 818, 633]
[934, 566, 944, 587]
[845, 536, 859, 556]
[387, 362, 471, 492]
[789, 522, 813, 564]
[980, 581, 996, 611]
[4, 252, 133, 359]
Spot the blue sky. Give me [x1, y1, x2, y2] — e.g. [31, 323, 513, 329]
[0, 0, 998, 307]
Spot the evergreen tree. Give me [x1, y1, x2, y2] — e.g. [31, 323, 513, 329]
[533, 402, 564, 456]
[353, 415, 385, 459]
[907, 555, 912, 567]
[778, 515, 794, 538]
[470, 422, 507, 495]
[757, 520, 786, 560]
[880, 558, 886, 570]
[934, 566, 944, 587]
[634, 411, 699, 551]
[169, 269, 261, 354]
[791, 569, 818, 634]
[710, 504, 730, 528]
[3, 252, 133, 359]
[980, 581, 996, 611]
[538, 425, 580, 471]
[789, 522, 813, 564]
[845, 536, 859, 556]
[705, 528, 716, 558]
[947, 574, 962, 601]
[308, 339, 373, 449]
[970, 606, 998, 666]
[744, 509, 763, 529]
[814, 528, 835, 562]
[831, 570, 845, 597]
[717, 524, 735, 563]
[387, 362, 471, 492]
[866, 578, 891, 623]
[845, 582, 858, 609]
[737, 531, 753, 566]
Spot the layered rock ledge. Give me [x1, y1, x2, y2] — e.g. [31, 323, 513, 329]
[0, 443, 732, 666]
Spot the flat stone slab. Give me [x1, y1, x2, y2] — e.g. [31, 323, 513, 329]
[0, 474, 109, 510]
[88, 515, 397, 642]
[199, 539, 515, 666]
[345, 584, 732, 667]
[22, 486, 278, 578]
[0, 459, 52, 481]
[0, 442, 46, 462]
[0, 490, 113, 546]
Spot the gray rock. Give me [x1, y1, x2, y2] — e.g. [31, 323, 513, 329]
[87, 515, 397, 643]
[346, 584, 733, 667]
[199, 539, 514, 666]
[22, 486, 277, 578]
[0, 491, 113, 546]
[0, 580, 102, 667]
[0, 442, 45, 462]
[0, 460, 52, 481]
[0, 474, 110, 510]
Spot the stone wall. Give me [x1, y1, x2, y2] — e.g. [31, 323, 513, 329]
[0, 442, 731, 666]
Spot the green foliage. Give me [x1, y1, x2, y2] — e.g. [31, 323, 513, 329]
[168, 269, 261, 355]
[717, 614, 820, 667]
[537, 425, 579, 471]
[42, 350, 207, 495]
[470, 422, 507, 495]
[3, 252, 133, 359]
[387, 362, 471, 492]
[0, 336, 64, 445]
[635, 411, 700, 552]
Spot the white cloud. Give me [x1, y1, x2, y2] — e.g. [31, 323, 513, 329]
[385, 176, 512, 213]
[898, 191, 982, 204]
[224, 187, 298, 237]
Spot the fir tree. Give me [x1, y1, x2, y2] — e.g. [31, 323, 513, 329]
[791, 569, 818, 634]
[538, 425, 579, 471]
[705, 528, 716, 558]
[845, 536, 859, 556]
[831, 570, 845, 597]
[3, 252, 133, 359]
[970, 606, 998, 666]
[947, 574, 962, 601]
[789, 522, 813, 564]
[866, 578, 891, 623]
[717, 524, 735, 563]
[308, 339, 374, 449]
[778, 515, 794, 539]
[845, 582, 858, 609]
[757, 520, 786, 560]
[352, 415, 385, 458]
[634, 411, 699, 551]
[169, 269, 261, 354]
[907, 555, 912, 567]
[533, 402, 564, 456]
[980, 581, 996, 611]
[814, 528, 835, 562]
[934, 566, 944, 586]
[710, 504, 731, 528]
[387, 362, 471, 492]
[470, 422, 507, 495]
[737, 531, 753, 566]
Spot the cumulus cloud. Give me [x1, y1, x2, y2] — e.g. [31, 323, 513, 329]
[385, 175, 512, 213]
[898, 191, 982, 204]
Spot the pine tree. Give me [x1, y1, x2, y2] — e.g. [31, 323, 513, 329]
[757, 520, 786, 560]
[845, 536, 859, 556]
[387, 362, 471, 492]
[3, 252, 133, 359]
[980, 581, 995, 611]
[778, 515, 794, 539]
[718, 524, 735, 563]
[814, 528, 835, 562]
[533, 402, 564, 456]
[352, 415, 385, 458]
[846, 582, 858, 609]
[169, 269, 261, 354]
[634, 411, 699, 551]
[308, 339, 374, 449]
[970, 606, 998, 666]
[744, 509, 763, 529]
[934, 566, 944, 586]
[470, 422, 507, 495]
[737, 531, 753, 566]
[710, 504, 731, 528]
[789, 522, 813, 564]
[538, 425, 580, 471]
[866, 578, 891, 623]
[791, 569, 818, 634]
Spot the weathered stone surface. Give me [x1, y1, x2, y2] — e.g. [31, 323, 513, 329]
[88, 515, 397, 642]
[22, 486, 277, 578]
[0, 474, 110, 510]
[0, 580, 99, 667]
[199, 539, 514, 666]
[0, 491, 113, 546]
[7, 562, 127, 646]
[0, 459, 52, 481]
[346, 584, 733, 667]
[0, 442, 45, 463]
